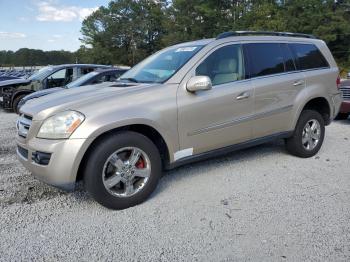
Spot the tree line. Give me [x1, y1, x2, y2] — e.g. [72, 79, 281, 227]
[0, 49, 76, 67]
[1, 0, 350, 71]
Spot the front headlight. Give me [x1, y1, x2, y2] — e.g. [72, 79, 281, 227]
[37, 111, 85, 139]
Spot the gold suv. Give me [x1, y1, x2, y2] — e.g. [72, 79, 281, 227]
[17, 31, 342, 209]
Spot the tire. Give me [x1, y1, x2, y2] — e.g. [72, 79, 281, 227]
[285, 110, 325, 158]
[12, 94, 27, 114]
[335, 113, 349, 120]
[84, 131, 162, 210]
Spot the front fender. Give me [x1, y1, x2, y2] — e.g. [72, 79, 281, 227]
[71, 109, 178, 163]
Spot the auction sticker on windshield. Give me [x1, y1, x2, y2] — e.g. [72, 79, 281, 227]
[175, 47, 198, 52]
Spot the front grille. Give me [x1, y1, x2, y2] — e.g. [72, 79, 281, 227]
[340, 86, 350, 101]
[17, 146, 28, 159]
[17, 114, 32, 138]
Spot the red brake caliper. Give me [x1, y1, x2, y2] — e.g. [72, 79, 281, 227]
[136, 157, 145, 169]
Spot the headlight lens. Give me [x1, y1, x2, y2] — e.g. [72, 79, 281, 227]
[37, 111, 85, 139]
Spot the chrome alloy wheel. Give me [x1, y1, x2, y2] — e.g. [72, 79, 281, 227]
[102, 147, 151, 197]
[302, 119, 321, 151]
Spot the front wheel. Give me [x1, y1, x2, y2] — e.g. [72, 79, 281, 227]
[285, 110, 325, 158]
[84, 131, 162, 209]
[13, 94, 27, 114]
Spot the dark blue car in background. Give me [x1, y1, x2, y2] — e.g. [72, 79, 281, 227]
[17, 67, 129, 113]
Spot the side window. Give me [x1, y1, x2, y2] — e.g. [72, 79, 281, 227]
[50, 68, 66, 79]
[195, 44, 245, 86]
[80, 67, 95, 75]
[280, 44, 296, 72]
[90, 75, 105, 84]
[47, 68, 67, 88]
[290, 43, 329, 70]
[245, 43, 285, 77]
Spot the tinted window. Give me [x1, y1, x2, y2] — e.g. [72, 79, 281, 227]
[280, 44, 296, 72]
[245, 43, 285, 77]
[290, 43, 329, 70]
[195, 44, 245, 86]
[80, 67, 95, 75]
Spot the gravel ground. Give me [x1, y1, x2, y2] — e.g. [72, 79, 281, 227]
[0, 108, 349, 261]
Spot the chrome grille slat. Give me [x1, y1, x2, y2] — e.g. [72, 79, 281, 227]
[17, 114, 32, 138]
[340, 86, 350, 101]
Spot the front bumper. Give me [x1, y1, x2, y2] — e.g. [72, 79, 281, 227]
[1, 91, 12, 109]
[16, 136, 88, 191]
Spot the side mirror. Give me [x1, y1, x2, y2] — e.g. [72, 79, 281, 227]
[186, 76, 212, 92]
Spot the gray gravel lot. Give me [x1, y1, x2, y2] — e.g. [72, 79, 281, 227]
[0, 108, 349, 261]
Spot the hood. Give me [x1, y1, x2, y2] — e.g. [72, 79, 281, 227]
[22, 87, 63, 101]
[0, 78, 31, 87]
[20, 81, 161, 120]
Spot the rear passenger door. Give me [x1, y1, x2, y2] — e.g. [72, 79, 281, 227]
[245, 43, 306, 138]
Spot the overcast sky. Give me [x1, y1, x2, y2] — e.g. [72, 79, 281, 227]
[0, 0, 108, 52]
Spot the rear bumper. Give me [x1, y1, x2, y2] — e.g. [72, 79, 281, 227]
[330, 92, 343, 119]
[339, 100, 350, 114]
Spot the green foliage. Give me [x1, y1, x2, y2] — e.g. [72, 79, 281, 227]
[0, 48, 75, 67]
[80, 0, 167, 65]
[1, 0, 350, 68]
[79, 0, 350, 67]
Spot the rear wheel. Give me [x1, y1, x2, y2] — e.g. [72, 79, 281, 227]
[285, 110, 325, 158]
[84, 131, 162, 210]
[335, 113, 349, 120]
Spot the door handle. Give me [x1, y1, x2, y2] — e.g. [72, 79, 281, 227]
[293, 80, 305, 86]
[236, 92, 250, 100]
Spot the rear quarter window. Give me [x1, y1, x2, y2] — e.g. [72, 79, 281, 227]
[245, 43, 285, 78]
[290, 43, 329, 70]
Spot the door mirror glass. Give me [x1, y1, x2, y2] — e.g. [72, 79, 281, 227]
[186, 76, 212, 92]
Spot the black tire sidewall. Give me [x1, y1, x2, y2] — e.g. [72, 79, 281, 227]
[13, 94, 26, 114]
[288, 110, 325, 158]
[84, 131, 162, 210]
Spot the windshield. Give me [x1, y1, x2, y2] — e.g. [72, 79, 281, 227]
[120, 45, 203, 83]
[66, 71, 99, 88]
[28, 66, 55, 81]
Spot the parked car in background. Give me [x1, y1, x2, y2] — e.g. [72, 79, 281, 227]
[337, 79, 350, 119]
[17, 67, 129, 113]
[0, 76, 20, 82]
[0, 64, 111, 112]
[17, 31, 342, 209]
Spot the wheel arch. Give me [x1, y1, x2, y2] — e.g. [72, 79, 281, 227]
[11, 90, 33, 107]
[76, 124, 171, 182]
[302, 97, 331, 125]
[292, 96, 332, 130]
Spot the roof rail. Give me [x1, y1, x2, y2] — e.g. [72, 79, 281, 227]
[216, 31, 317, 40]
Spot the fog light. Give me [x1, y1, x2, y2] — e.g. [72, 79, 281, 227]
[32, 151, 51, 165]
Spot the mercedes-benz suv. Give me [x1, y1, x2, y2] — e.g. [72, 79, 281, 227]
[16, 31, 342, 209]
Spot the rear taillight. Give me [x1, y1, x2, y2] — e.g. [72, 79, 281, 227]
[336, 75, 341, 89]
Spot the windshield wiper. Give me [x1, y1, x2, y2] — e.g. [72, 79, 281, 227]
[120, 77, 139, 83]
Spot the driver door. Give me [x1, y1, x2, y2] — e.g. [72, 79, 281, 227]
[177, 44, 254, 157]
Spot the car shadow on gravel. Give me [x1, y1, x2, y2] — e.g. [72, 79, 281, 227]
[336, 119, 350, 125]
[152, 139, 288, 198]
